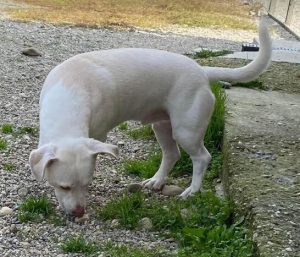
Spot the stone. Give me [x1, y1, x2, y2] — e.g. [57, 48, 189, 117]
[0, 207, 13, 216]
[161, 185, 184, 196]
[18, 187, 28, 197]
[128, 183, 142, 193]
[111, 219, 120, 228]
[219, 81, 232, 89]
[21, 47, 42, 56]
[139, 217, 153, 230]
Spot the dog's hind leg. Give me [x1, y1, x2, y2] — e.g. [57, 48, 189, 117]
[170, 87, 215, 198]
[142, 120, 180, 190]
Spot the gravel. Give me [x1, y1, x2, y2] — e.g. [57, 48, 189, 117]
[0, 15, 297, 256]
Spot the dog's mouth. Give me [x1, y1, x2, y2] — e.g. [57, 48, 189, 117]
[58, 204, 86, 219]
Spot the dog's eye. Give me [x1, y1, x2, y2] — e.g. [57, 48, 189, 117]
[60, 186, 71, 191]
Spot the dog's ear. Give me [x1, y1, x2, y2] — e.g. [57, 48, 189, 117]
[29, 144, 57, 181]
[85, 138, 118, 158]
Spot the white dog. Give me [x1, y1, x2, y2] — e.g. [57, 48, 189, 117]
[29, 20, 271, 218]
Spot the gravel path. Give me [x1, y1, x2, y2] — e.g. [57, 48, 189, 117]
[0, 15, 297, 256]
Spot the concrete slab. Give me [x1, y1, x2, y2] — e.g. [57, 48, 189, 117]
[224, 39, 300, 63]
[223, 87, 300, 257]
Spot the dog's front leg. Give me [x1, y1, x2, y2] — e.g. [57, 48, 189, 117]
[142, 121, 180, 190]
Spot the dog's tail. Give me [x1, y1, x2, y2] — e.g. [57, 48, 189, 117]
[202, 17, 272, 83]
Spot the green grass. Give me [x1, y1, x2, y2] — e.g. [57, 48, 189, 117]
[1, 123, 13, 134]
[18, 126, 39, 136]
[99, 191, 231, 231]
[127, 124, 155, 140]
[124, 151, 161, 178]
[234, 79, 267, 90]
[60, 237, 171, 257]
[103, 241, 173, 257]
[98, 191, 253, 256]
[0, 123, 38, 136]
[205, 83, 227, 151]
[0, 138, 8, 151]
[2, 163, 15, 171]
[18, 195, 55, 222]
[61, 236, 98, 255]
[118, 122, 129, 131]
[189, 50, 233, 59]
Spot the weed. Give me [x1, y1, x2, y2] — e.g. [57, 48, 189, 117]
[118, 122, 128, 131]
[18, 126, 39, 136]
[98, 191, 252, 256]
[103, 241, 172, 257]
[0, 138, 8, 151]
[2, 163, 15, 171]
[61, 235, 98, 255]
[234, 79, 267, 90]
[127, 124, 155, 140]
[1, 123, 13, 134]
[123, 152, 161, 178]
[0, 124, 38, 137]
[18, 195, 54, 222]
[99, 192, 144, 229]
[190, 50, 233, 59]
[205, 83, 226, 151]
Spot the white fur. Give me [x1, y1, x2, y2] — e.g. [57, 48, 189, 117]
[30, 19, 272, 217]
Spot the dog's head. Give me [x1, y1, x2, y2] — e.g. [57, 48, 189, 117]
[29, 138, 118, 217]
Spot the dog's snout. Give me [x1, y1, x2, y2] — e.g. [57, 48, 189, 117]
[72, 205, 85, 218]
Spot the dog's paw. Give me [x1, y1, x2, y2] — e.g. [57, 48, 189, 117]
[142, 177, 166, 190]
[179, 186, 194, 199]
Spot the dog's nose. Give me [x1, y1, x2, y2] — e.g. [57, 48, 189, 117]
[72, 205, 85, 218]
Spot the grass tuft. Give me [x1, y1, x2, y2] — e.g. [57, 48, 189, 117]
[2, 163, 15, 172]
[189, 50, 233, 59]
[127, 124, 155, 140]
[234, 79, 267, 90]
[61, 235, 98, 255]
[18, 126, 39, 136]
[18, 195, 54, 222]
[124, 151, 161, 178]
[205, 83, 227, 151]
[118, 122, 128, 131]
[103, 241, 172, 257]
[0, 124, 38, 136]
[0, 138, 8, 151]
[1, 123, 13, 134]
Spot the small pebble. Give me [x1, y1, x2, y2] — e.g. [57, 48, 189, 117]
[111, 219, 120, 228]
[18, 187, 28, 197]
[139, 217, 153, 230]
[21, 47, 42, 56]
[0, 207, 13, 216]
[128, 183, 142, 193]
